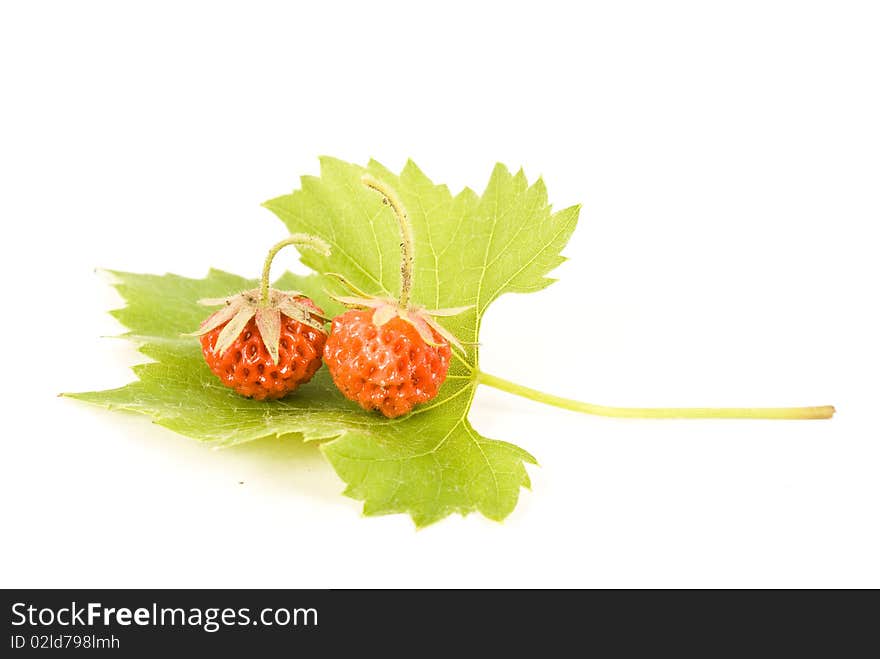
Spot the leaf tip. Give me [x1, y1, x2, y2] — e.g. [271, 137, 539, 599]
[95, 268, 120, 284]
[491, 162, 511, 178]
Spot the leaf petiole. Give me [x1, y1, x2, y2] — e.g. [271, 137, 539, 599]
[476, 371, 835, 420]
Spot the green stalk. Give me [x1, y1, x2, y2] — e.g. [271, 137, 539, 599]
[362, 174, 414, 308]
[476, 371, 835, 420]
[259, 233, 331, 305]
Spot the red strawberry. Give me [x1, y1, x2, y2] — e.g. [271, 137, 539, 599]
[324, 309, 451, 417]
[199, 296, 325, 400]
[323, 175, 469, 418]
[190, 234, 331, 400]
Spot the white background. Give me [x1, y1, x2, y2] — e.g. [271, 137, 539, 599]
[1, 1, 877, 588]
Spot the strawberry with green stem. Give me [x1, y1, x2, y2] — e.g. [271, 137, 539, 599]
[191, 234, 330, 400]
[323, 175, 471, 418]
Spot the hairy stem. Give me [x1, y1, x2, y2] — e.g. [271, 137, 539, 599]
[476, 371, 835, 420]
[260, 234, 331, 305]
[362, 174, 414, 308]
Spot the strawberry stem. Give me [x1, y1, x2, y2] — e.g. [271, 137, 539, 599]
[476, 371, 835, 420]
[259, 233, 331, 305]
[362, 174, 414, 308]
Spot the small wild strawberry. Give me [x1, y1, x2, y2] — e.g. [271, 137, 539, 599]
[191, 234, 331, 400]
[323, 176, 469, 418]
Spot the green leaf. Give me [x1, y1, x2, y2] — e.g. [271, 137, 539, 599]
[69, 158, 579, 526]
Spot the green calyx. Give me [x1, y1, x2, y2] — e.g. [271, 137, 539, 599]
[188, 234, 331, 364]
